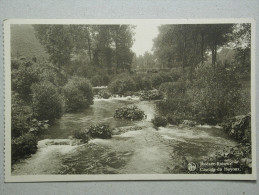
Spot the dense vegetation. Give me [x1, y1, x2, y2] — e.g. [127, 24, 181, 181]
[114, 105, 146, 120]
[151, 116, 168, 128]
[63, 77, 93, 112]
[11, 23, 251, 167]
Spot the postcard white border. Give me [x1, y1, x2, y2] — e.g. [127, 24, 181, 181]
[4, 18, 256, 182]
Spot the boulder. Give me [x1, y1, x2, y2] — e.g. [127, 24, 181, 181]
[222, 113, 251, 142]
[181, 120, 197, 127]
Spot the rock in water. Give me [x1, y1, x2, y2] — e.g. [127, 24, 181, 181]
[181, 120, 197, 127]
[222, 113, 251, 142]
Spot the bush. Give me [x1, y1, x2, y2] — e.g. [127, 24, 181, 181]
[31, 81, 63, 123]
[156, 97, 192, 115]
[139, 89, 163, 100]
[132, 74, 152, 91]
[11, 93, 33, 138]
[11, 59, 39, 102]
[114, 105, 146, 120]
[108, 75, 136, 95]
[28, 119, 49, 135]
[73, 130, 90, 142]
[191, 65, 241, 123]
[63, 76, 94, 112]
[156, 97, 193, 125]
[97, 89, 112, 99]
[166, 113, 183, 125]
[151, 116, 168, 127]
[150, 72, 175, 88]
[88, 124, 112, 139]
[11, 133, 38, 163]
[159, 81, 186, 98]
[90, 73, 110, 87]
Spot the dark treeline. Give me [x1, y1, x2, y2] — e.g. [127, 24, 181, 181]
[134, 24, 250, 77]
[11, 23, 251, 164]
[33, 24, 135, 86]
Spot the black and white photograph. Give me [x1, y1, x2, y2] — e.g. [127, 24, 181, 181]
[4, 19, 256, 181]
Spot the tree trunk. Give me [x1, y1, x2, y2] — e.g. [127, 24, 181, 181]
[182, 36, 186, 74]
[211, 42, 217, 66]
[87, 36, 92, 62]
[201, 33, 204, 65]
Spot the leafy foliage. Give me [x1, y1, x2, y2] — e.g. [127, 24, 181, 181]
[11, 133, 38, 163]
[97, 89, 112, 99]
[28, 119, 49, 135]
[11, 93, 33, 138]
[151, 116, 168, 127]
[88, 124, 112, 139]
[159, 81, 186, 98]
[63, 77, 94, 112]
[34, 24, 135, 73]
[11, 59, 39, 102]
[114, 105, 146, 120]
[108, 74, 136, 95]
[132, 74, 152, 91]
[191, 65, 241, 123]
[149, 72, 175, 88]
[31, 81, 63, 123]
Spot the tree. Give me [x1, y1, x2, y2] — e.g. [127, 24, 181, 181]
[153, 24, 205, 78]
[153, 24, 235, 80]
[110, 25, 135, 72]
[205, 24, 234, 66]
[33, 25, 74, 69]
[230, 23, 251, 73]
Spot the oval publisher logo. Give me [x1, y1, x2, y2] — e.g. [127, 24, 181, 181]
[188, 162, 197, 171]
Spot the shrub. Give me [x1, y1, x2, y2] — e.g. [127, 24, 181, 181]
[90, 74, 110, 87]
[88, 124, 112, 139]
[132, 74, 152, 91]
[159, 81, 186, 98]
[166, 113, 183, 125]
[114, 105, 146, 120]
[170, 69, 181, 81]
[151, 116, 168, 127]
[11, 59, 39, 102]
[11, 93, 32, 138]
[150, 72, 175, 88]
[97, 89, 112, 99]
[156, 97, 192, 115]
[28, 119, 49, 135]
[73, 130, 90, 142]
[156, 97, 193, 125]
[191, 65, 241, 123]
[139, 89, 163, 100]
[150, 73, 164, 88]
[31, 81, 63, 123]
[11, 133, 38, 163]
[63, 76, 94, 112]
[108, 74, 136, 95]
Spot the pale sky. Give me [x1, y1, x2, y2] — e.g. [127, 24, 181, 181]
[131, 24, 160, 56]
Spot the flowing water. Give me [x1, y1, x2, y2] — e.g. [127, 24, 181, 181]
[12, 96, 237, 175]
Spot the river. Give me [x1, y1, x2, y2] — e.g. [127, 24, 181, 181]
[12, 96, 237, 175]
